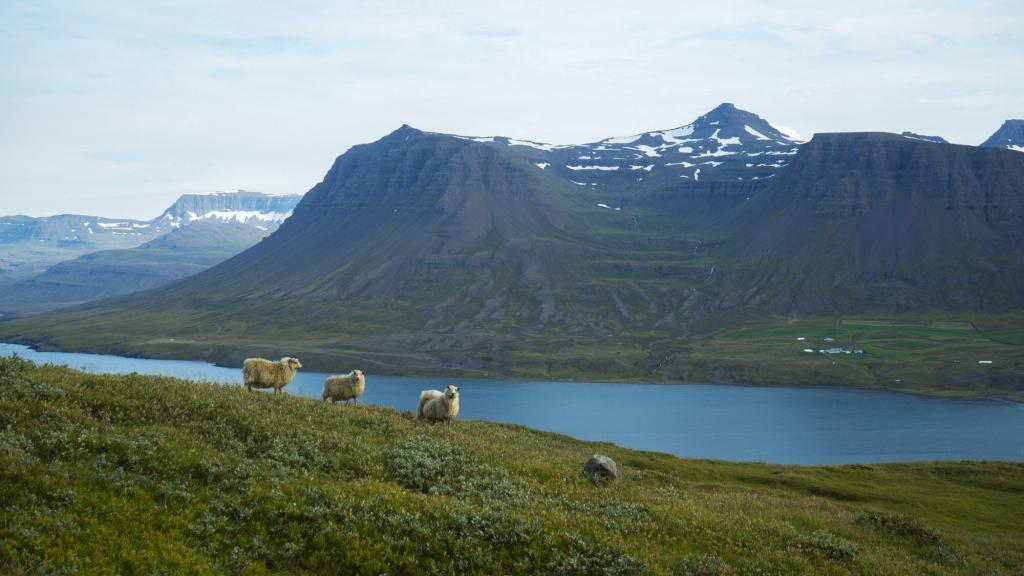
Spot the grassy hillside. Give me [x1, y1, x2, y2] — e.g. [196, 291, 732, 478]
[2, 356, 1022, 575]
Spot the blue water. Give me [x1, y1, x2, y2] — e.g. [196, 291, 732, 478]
[2, 343, 1022, 465]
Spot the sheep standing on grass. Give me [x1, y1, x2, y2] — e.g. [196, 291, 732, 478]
[242, 357, 302, 394]
[322, 370, 366, 404]
[416, 385, 460, 424]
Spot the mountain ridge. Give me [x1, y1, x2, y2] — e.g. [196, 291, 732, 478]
[0, 191, 303, 314]
[437, 102, 803, 196]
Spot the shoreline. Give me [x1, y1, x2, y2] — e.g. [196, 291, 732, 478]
[4, 338, 1021, 406]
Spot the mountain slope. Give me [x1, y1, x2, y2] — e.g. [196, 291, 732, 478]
[980, 119, 1024, 151]
[0, 222, 271, 315]
[707, 132, 1024, 313]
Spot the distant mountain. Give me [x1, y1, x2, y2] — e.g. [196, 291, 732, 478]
[0, 190, 301, 314]
[153, 190, 300, 231]
[900, 131, 948, 144]
[980, 119, 1024, 152]
[0, 222, 272, 315]
[4, 111, 1022, 380]
[0, 214, 160, 288]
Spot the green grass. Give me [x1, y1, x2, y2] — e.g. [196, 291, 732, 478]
[686, 316, 1024, 401]
[2, 356, 1023, 574]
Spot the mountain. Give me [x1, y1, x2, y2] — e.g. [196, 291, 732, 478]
[0, 214, 160, 288]
[453, 102, 803, 194]
[0, 191, 302, 315]
[153, 190, 300, 230]
[0, 190, 300, 288]
[80, 125, 592, 329]
[0, 222, 272, 315]
[714, 133, 1024, 312]
[2, 107, 1023, 387]
[900, 131, 948, 144]
[981, 119, 1024, 152]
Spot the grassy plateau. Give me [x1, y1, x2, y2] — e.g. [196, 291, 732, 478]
[1, 355, 1022, 575]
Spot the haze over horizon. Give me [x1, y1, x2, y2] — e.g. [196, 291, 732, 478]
[2, 0, 1022, 219]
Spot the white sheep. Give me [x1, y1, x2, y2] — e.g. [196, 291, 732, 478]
[242, 357, 302, 394]
[416, 385, 460, 424]
[322, 370, 366, 404]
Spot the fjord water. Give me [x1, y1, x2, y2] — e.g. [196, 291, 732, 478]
[4, 343, 1021, 465]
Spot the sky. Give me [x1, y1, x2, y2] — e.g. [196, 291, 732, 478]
[1, 1, 1022, 219]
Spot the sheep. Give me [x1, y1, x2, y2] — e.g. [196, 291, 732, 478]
[322, 369, 366, 404]
[416, 385, 460, 424]
[242, 357, 302, 394]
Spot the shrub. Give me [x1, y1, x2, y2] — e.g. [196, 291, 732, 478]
[263, 435, 327, 473]
[673, 554, 730, 576]
[0, 429, 38, 466]
[542, 534, 651, 576]
[0, 376, 64, 402]
[385, 435, 529, 505]
[0, 353, 34, 380]
[855, 511, 941, 543]
[801, 530, 858, 560]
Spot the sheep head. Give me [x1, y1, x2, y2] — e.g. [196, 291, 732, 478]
[284, 357, 303, 370]
[444, 385, 460, 400]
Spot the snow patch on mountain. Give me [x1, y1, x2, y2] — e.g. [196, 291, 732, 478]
[437, 104, 807, 186]
[744, 125, 771, 140]
[567, 164, 620, 171]
[769, 123, 806, 142]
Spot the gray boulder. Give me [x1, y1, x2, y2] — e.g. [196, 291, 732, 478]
[583, 454, 620, 484]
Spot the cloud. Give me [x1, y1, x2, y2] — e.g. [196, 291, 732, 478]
[1, 0, 1022, 217]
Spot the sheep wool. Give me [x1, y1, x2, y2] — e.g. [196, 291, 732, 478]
[242, 357, 302, 394]
[416, 385, 460, 423]
[322, 370, 366, 403]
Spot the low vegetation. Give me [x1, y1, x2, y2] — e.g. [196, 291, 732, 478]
[3, 312, 1021, 401]
[1, 355, 1022, 574]
[683, 316, 1024, 401]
